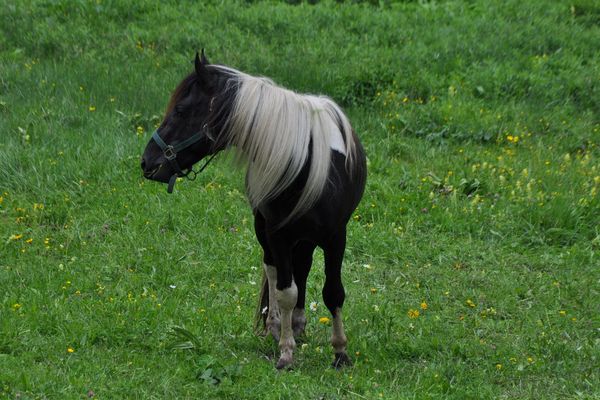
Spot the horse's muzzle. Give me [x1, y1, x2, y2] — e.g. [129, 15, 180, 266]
[141, 159, 172, 183]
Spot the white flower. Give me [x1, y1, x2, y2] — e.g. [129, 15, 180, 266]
[169, 285, 176, 289]
[261, 306, 268, 315]
[309, 302, 318, 312]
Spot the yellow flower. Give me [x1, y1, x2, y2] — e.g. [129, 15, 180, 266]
[33, 203, 44, 210]
[12, 303, 21, 310]
[496, 363, 502, 370]
[25, 238, 33, 244]
[407, 309, 420, 319]
[136, 126, 144, 137]
[420, 302, 428, 310]
[67, 347, 75, 353]
[319, 317, 330, 324]
[466, 299, 476, 308]
[89, 105, 96, 112]
[9, 234, 23, 241]
[559, 310, 566, 316]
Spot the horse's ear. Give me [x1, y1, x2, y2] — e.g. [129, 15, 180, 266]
[195, 49, 209, 73]
[195, 50, 213, 90]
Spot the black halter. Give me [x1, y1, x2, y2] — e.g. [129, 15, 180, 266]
[151, 124, 218, 193]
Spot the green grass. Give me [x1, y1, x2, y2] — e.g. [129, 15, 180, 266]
[1, 0, 599, 398]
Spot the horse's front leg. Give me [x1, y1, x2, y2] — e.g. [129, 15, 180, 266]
[268, 236, 297, 369]
[275, 275, 297, 369]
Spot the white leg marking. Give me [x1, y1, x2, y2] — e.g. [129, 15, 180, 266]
[331, 307, 347, 354]
[331, 307, 352, 367]
[264, 264, 280, 340]
[275, 280, 298, 369]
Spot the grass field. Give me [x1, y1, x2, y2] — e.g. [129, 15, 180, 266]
[1, 0, 599, 398]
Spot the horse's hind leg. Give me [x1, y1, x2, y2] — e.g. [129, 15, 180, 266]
[322, 229, 352, 368]
[254, 213, 280, 341]
[292, 241, 316, 338]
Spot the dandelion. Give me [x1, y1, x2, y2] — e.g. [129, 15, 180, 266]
[12, 303, 21, 310]
[136, 126, 144, 137]
[89, 105, 96, 112]
[559, 310, 566, 316]
[420, 301, 428, 310]
[319, 317, 331, 324]
[370, 288, 378, 294]
[466, 299, 476, 308]
[25, 238, 33, 244]
[33, 203, 44, 210]
[407, 309, 420, 319]
[9, 234, 23, 241]
[496, 363, 502, 370]
[67, 347, 75, 353]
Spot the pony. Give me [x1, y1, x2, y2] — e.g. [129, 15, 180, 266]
[141, 51, 367, 369]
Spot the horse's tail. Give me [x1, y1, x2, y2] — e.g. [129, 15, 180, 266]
[254, 269, 269, 336]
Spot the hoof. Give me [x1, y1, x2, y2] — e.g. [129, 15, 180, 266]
[276, 355, 293, 370]
[332, 352, 353, 369]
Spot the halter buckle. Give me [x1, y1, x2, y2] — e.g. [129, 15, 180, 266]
[164, 145, 176, 160]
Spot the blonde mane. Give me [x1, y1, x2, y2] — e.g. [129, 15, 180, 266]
[215, 66, 357, 223]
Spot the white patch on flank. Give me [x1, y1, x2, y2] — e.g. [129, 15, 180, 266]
[329, 124, 347, 155]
